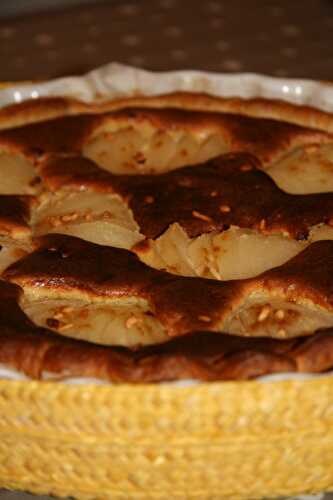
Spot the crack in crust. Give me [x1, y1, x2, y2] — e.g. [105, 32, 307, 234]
[0, 195, 33, 237]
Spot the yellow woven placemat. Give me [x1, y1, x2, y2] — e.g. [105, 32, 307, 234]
[0, 377, 333, 499]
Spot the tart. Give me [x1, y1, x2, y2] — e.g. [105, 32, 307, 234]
[0, 88, 333, 380]
[2, 69, 333, 499]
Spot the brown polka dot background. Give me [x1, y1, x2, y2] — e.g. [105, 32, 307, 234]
[0, 0, 332, 81]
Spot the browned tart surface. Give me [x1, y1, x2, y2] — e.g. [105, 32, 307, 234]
[1, 96, 333, 381]
[1, 279, 333, 383]
[41, 153, 333, 240]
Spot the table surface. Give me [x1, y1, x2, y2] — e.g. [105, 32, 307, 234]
[0, 0, 332, 81]
[0, 0, 333, 498]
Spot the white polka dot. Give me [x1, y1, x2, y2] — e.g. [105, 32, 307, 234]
[35, 33, 54, 46]
[129, 55, 145, 66]
[281, 47, 298, 58]
[117, 3, 139, 15]
[211, 18, 223, 29]
[281, 24, 300, 37]
[216, 40, 230, 51]
[207, 1, 222, 13]
[122, 34, 141, 47]
[221, 59, 242, 71]
[0, 27, 15, 39]
[164, 26, 182, 37]
[171, 49, 187, 61]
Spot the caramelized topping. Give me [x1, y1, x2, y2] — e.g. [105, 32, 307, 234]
[41, 153, 333, 240]
[5, 235, 333, 341]
[0, 107, 330, 168]
[0, 103, 333, 379]
[0, 279, 332, 383]
[0, 290, 333, 381]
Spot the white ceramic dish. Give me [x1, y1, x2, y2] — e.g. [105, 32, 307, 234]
[1, 63, 333, 388]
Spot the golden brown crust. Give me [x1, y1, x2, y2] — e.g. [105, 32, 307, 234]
[40, 154, 114, 192]
[257, 240, 333, 311]
[0, 93, 333, 133]
[0, 280, 332, 382]
[41, 153, 333, 240]
[0, 304, 333, 382]
[6, 326, 333, 383]
[3, 234, 238, 337]
[0, 107, 329, 167]
[5, 235, 333, 341]
[0, 329, 297, 382]
[0, 97, 82, 131]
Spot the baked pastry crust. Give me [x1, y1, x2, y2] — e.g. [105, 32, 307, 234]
[4, 234, 333, 346]
[39, 153, 333, 240]
[1, 93, 333, 133]
[0, 280, 332, 382]
[33, 152, 333, 280]
[1, 93, 333, 379]
[0, 107, 329, 175]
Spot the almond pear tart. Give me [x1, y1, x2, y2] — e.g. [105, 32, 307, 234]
[1, 93, 333, 384]
[4, 64, 333, 500]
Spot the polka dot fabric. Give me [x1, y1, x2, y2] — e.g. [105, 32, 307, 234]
[0, 0, 331, 80]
